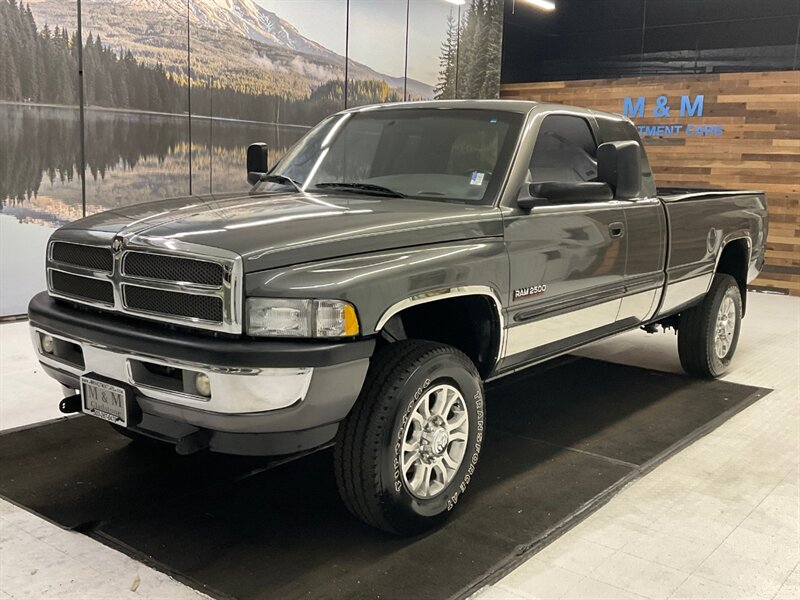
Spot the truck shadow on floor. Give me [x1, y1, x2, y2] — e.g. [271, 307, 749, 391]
[0, 357, 765, 600]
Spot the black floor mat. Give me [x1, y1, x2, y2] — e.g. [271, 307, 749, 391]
[0, 358, 768, 600]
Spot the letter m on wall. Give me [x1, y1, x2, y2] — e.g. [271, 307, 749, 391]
[623, 96, 645, 118]
[680, 95, 704, 117]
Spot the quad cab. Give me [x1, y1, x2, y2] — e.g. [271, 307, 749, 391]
[30, 101, 767, 533]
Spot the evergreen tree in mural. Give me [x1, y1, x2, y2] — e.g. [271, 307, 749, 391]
[435, 10, 458, 100]
[0, 0, 77, 104]
[435, 0, 502, 100]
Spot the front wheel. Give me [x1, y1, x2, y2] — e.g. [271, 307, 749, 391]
[334, 340, 485, 535]
[678, 273, 742, 378]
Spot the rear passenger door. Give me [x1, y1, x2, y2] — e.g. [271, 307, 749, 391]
[501, 114, 628, 369]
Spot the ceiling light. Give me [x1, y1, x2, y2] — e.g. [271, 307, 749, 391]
[445, 0, 466, 5]
[526, 0, 556, 10]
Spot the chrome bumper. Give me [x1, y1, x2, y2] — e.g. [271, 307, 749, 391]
[31, 326, 313, 414]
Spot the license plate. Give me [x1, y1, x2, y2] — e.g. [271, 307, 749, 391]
[81, 376, 128, 427]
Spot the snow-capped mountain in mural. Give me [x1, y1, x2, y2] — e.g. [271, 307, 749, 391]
[145, 0, 335, 57]
[27, 0, 435, 99]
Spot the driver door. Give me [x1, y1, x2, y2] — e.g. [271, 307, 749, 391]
[501, 114, 628, 369]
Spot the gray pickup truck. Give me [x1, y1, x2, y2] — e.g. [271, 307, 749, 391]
[29, 100, 767, 534]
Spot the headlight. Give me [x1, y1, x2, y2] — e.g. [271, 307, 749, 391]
[246, 298, 360, 338]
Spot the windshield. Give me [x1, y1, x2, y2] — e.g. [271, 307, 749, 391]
[260, 108, 524, 204]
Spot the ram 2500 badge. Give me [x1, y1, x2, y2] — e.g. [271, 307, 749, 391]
[29, 100, 768, 534]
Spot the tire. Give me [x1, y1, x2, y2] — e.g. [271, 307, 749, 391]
[678, 273, 742, 378]
[334, 340, 485, 535]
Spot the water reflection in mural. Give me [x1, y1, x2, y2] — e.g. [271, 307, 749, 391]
[1, 103, 306, 225]
[0, 103, 306, 313]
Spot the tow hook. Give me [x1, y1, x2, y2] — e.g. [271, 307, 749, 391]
[59, 394, 82, 414]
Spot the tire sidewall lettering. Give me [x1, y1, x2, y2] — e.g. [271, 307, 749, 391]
[447, 388, 483, 511]
[385, 355, 485, 521]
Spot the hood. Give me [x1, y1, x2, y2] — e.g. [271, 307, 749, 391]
[61, 191, 503, 272]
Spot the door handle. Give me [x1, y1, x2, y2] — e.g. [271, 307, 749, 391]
[609, 222, 625, 238]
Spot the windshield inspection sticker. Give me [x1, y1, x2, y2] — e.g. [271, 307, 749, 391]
[470, 171, 485, 186]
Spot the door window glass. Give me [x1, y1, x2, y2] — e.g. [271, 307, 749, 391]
[528, 115, 598, 183]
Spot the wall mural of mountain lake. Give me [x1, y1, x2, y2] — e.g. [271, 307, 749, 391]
[0, 0, 503, 315]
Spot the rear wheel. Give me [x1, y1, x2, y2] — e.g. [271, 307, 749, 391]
[678, 274, 742, 378]
[334, 340, 485, 535]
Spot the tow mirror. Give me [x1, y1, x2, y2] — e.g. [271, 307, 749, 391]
[597, 140, 642, 200]
[517, 181, 614, 210]
[247, 142, 269, 186]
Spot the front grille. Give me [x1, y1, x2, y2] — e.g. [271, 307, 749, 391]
[51, 270, 114, 305]
[51, 242, 113, 272]
[123, 285, 224, 322]
[123, 252, 225, 287]
[46, 238, 239, 333]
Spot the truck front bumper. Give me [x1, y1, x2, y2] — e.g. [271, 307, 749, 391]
[28, 292, 374, 455]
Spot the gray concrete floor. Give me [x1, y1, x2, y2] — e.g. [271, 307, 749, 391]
[1, 291, 798, 599]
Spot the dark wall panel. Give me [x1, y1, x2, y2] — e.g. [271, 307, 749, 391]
[502, 0, 800, 83]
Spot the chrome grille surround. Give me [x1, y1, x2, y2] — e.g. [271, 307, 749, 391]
[47, 233, 243, 334]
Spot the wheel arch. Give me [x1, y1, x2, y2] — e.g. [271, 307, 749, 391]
[714, 236, 751, 315]
[375, 286, 505, 379]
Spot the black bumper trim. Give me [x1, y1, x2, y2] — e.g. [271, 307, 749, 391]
[28, 292, 375, 368]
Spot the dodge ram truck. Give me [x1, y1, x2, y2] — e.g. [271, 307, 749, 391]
[29, 100, 768, 534]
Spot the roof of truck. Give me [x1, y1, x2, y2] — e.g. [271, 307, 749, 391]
[340, 99, 628, 122]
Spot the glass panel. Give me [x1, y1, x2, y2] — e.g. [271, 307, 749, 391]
[189, 0, 345, 194]
[453, 0, 505, 98]
[0, 0, 80, 315]
[346, 0, 406, 108]
[407, 0, 452, 100]
[81, 0, 190, 213]
[417, 0, 505, 99]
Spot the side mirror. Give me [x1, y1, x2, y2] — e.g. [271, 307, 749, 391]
[247, 142, 269, 186]
[597, 140, 642, 200]
[518, 181, 614, 210]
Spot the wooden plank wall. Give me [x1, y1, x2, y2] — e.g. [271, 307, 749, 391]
[501, 71, 800, 296]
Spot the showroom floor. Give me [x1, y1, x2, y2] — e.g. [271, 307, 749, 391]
[1, 291, 798, 600]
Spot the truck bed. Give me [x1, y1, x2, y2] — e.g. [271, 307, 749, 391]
[654, 187, 768, 318]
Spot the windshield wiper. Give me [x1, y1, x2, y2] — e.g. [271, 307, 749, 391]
[257, 174, 303, 193]
[313, 182, 406, 198]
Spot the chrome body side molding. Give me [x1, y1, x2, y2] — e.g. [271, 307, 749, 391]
[658, 273, 714, 316]
[618, 288, 661, 323]
[504, 297, 621, 357]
